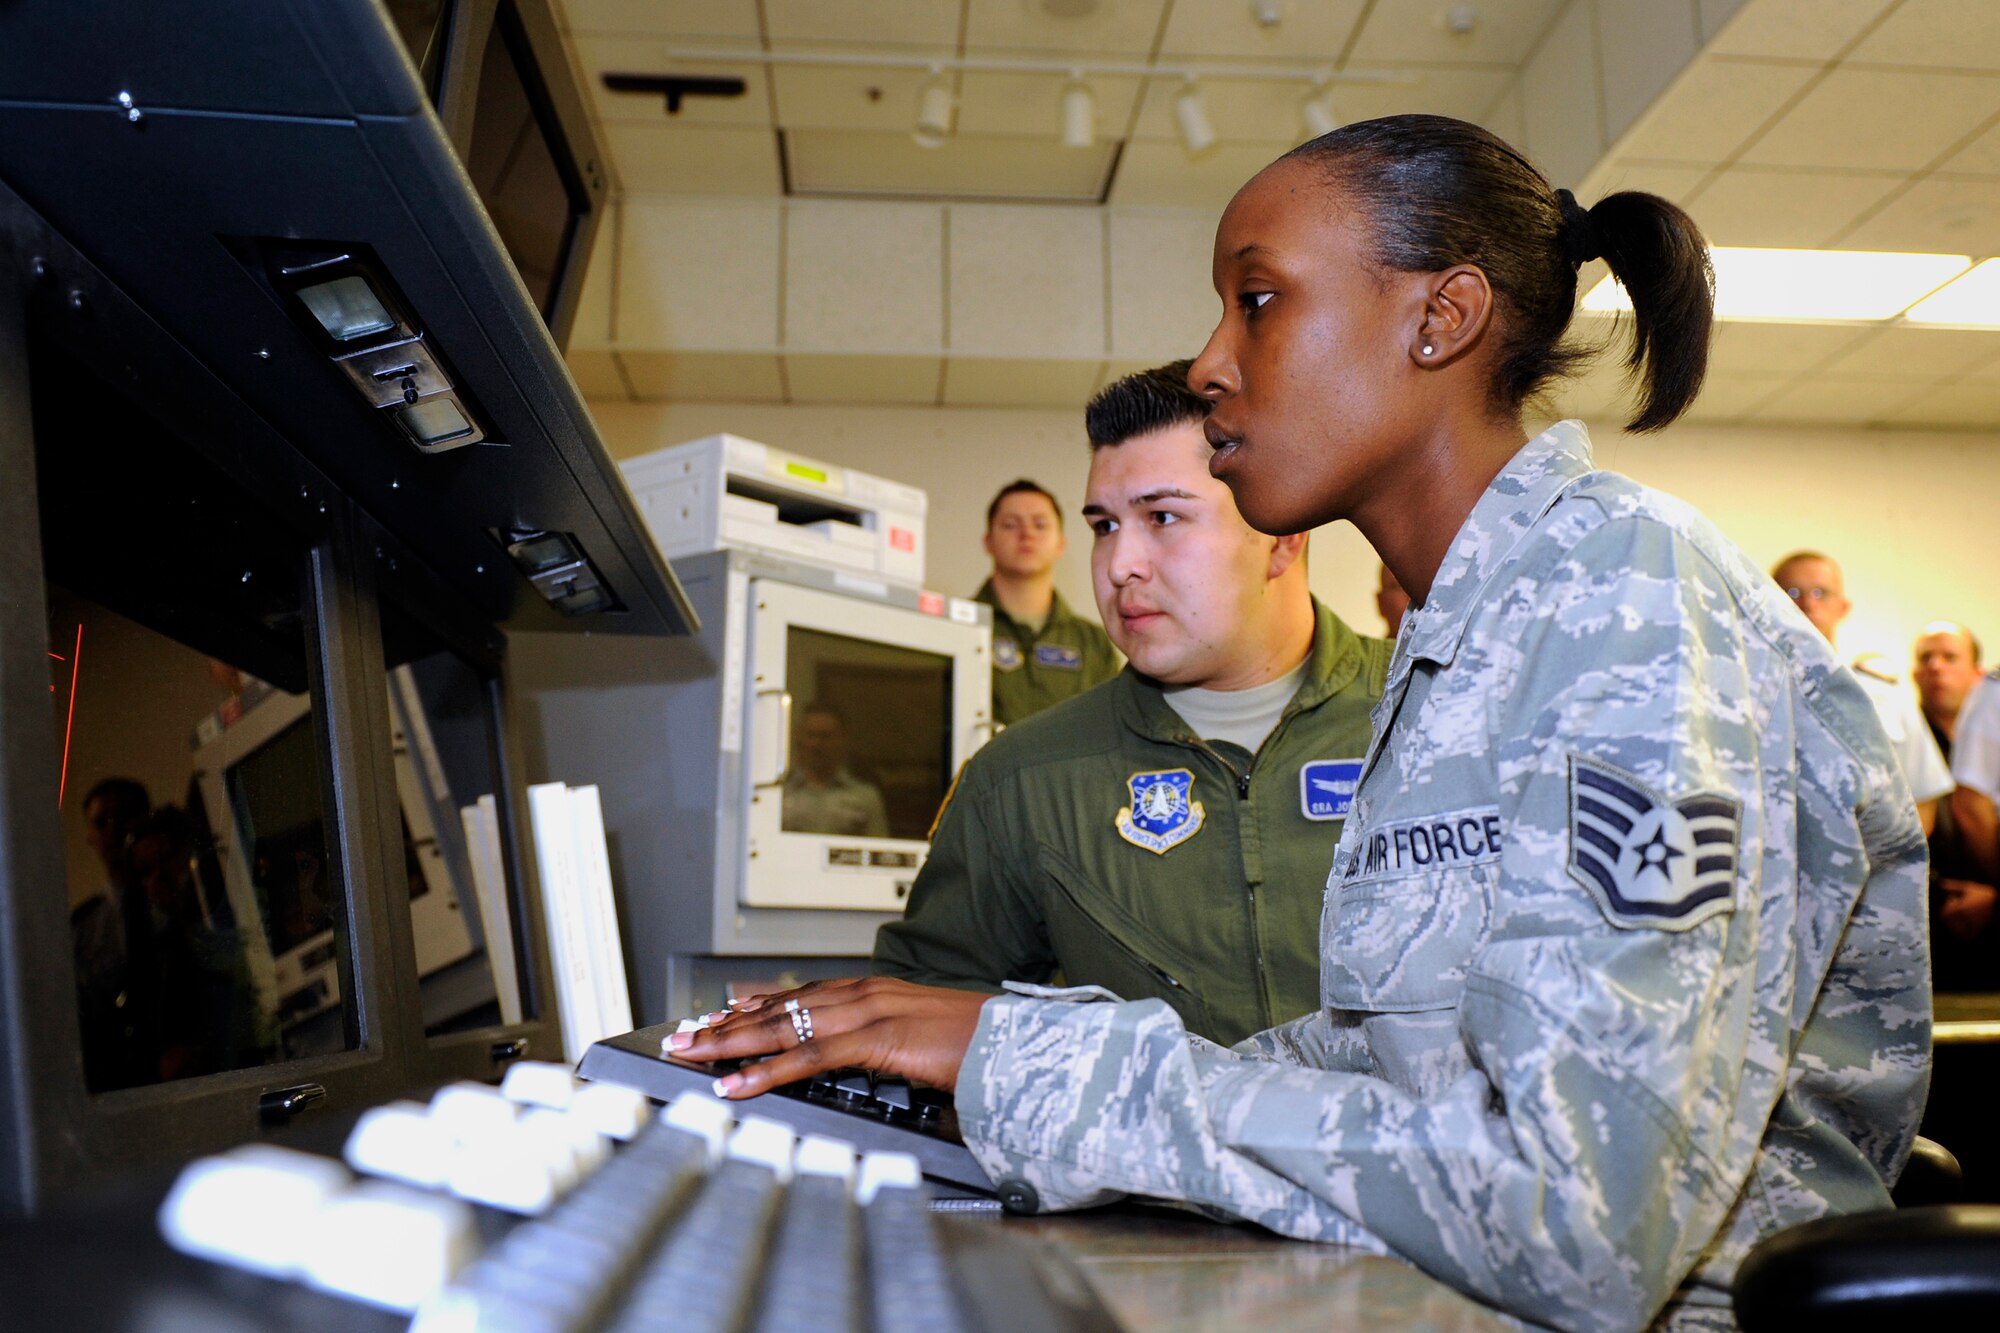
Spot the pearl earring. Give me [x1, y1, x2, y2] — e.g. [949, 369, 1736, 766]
[1421, 343, 1434, 356]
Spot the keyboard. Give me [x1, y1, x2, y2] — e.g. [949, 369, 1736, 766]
[579, 1020, 993, 1197]
[156, 1061, 1120, 1331]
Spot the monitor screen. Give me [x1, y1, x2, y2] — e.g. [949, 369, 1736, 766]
[226, 715, 336, 962]
[464, 1, 581, 321]
[780, 627, 954, 843]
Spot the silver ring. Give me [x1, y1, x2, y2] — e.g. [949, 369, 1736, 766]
[789, 1005, 814, 1044]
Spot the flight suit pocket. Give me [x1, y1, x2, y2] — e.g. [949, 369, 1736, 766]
[1321, 864, 1494, 1013]
[1037, 846, 1215, 1039]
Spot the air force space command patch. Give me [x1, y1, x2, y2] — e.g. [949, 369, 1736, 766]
[1115, 768, 1205, 854]
[993, 637, 1023, 671]
[1567, 754, 1741, 931]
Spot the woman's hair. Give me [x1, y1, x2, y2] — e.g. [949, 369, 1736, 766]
[1284, 115, 1714, 433]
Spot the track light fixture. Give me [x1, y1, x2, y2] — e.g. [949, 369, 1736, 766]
[1300, 85, 1339, 139]
[1174, 81, 1215, 155]
[913, 71, 955, 149]
[1060, 77, 1095, 148]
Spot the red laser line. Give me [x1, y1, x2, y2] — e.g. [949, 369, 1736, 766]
[57, 624, 81, 809]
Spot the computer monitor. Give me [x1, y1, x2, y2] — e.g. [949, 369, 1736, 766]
[422, 0, 607, 351]
[0, 0, 691, 1215]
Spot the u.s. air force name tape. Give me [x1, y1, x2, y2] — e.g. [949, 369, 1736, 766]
[1341, 805, 1503, 880]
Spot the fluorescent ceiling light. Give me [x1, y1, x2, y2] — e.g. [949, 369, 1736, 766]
[1903, 257, 2000, 328]
[1580, 247, 1972, 323]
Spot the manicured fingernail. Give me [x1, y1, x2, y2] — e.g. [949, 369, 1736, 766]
[713, 1075, 740, 1098]
[666, 1031, 692, 1050]
[731, 998, 764, 1012]
[700, 1011, 727, 1025]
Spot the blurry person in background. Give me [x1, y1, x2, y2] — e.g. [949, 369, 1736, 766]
[1914, 622, 1996, 989]
[975, 479, 1118, 726]
[1772, 550, 1951, 832]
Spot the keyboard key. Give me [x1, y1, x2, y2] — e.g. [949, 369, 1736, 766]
[158, 1144, 350, 1277]
[344, 1099, 453, 1188]
[430, 1080, 520, 1141]
[502, 1060, 582, 1110]
[297, 1180, 476, 1312]
[570, 1081, 651, 1141]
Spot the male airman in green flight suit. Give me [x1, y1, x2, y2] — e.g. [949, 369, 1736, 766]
[975, 479, 1120, 727]
[875, 364, 1389, 1045]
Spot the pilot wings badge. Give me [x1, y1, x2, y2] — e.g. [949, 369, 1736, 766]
[1567, 754, 1741, 932]
[1116, 768, 1205, 854]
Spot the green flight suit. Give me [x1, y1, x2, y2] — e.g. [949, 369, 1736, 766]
[874, 599, 1390, 1046]
[975, 580, 1120, 727]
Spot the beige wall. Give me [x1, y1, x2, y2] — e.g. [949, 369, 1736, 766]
[593, 398, 2000, 676]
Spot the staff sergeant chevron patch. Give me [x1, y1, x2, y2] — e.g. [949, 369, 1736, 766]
[1566, 754, 1742, 932]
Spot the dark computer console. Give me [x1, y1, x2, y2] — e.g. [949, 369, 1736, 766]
[579, 1022, 996, 1198]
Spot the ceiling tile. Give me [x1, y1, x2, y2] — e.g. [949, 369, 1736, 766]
[1155, 0, 1367, 61]
[783, 354, 941, 404]
[940, 357, 1104, 407]
[1683, 374, 1792, 421]
[561, 0, 761, 39]
[1347, 0, 1569, 67]
[1835, 176, 2000, 254]
[1935, 117, 2000, 177]
[567, 211, 618, 347]
[575, 40, 771, 125]
[1699, 0, 1749, 44]
[1106, 138, 1286, 210]
[955, 71, 1144, 140]
[965, 0, 1169, 58]
[786, 130, 1117, 201]
[1106, 209, 1219, 359]
[1739, 67, 2000, 171]
[772, 64, 932, 133]
[1597, 0, 1704, 144]
[1954, 347, 2000, 382]
[1612, 58, 1818, 164]
[1849, 0, 2000, 71]
[601, 123, 782, 194]
[1881, 376, 2000, 427]
[948, 206, 1105, 358]
[620, 197, 781, 347]
[1812, 326, 2000, 380]
[762, 1, 961, 48]
[1588, 160, 1715, 204]
[618, 351, 786, 401]
[564, 349, 630, 400]
[786, 201, 943, 353]
[1517, 0, 1605, 188]
[1684, 165, 1904, 248]
[1703, 0, 1897, 62]
[1708, 321, 1877, 375]
[1743, 375, 1926, 424]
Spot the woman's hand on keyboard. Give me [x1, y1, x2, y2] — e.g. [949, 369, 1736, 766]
[666, 977, 990, 1098]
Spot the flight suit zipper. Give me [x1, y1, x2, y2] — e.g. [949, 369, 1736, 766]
[1182, 733, 1276, 1030]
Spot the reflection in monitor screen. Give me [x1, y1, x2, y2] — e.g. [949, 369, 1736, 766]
[465, 3, 577, 318]
[780, 627, 953, 842]
[47, 585, 331, 1092]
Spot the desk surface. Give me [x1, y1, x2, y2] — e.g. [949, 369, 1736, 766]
[995, 1207, 1513, 1332]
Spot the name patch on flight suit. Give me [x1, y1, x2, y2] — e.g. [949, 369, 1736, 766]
[993, 637, 1023, 671]
[1115, 768, 1206, 854]
[1035, 644, 1083, 670]
[1567, 754, 1741, 931]
[1299, 759, 1364, 820]
[1341, 805, 1503, 881]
